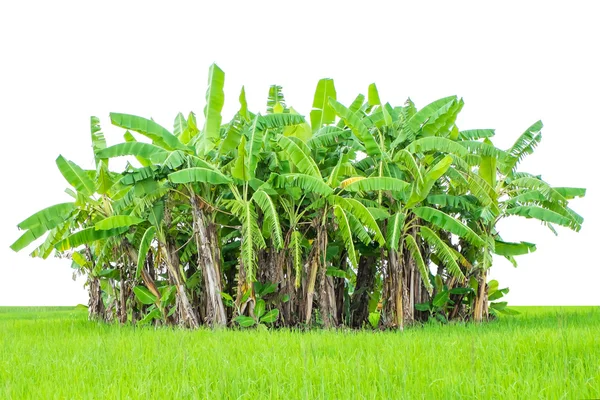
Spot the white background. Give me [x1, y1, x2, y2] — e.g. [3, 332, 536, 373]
[0, 1, 597, 306]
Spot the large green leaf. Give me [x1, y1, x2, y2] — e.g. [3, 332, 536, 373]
[30, 222, 70, 259]
[17, 203, 75, 231]
[266, 85, 286, 113]
[133, 286, 157, 305]
[413, 207, 485, 246]
[407, 155, 454, 207]
[406, 96, 456, 134]
[96, 142, 168, 163]
[494, 240, 536, 256]
[56, 156, 96, 196]
[197, 63, 225, 155]
[505, 206, 575, 230]
[510, 177, 566, 205]
[404, 235, 433, 295]
[344, 198, 385, 246]
[308, 126, 351, 149]
[367, 83, 381, 107]
[553, 187, 586, 199]
[343, 177, 410, 193]
[458, 129, 495, 141]
[405, 137, 469, 158]
[55, 227, 126, 251]
[231, 135, 249, 181]
[426, 194, 477, 212]
[278, 135, 321, 178]
[90, 116, 107, 169]
[10, 224, 51, 252]
[252, 190, 283, 249]
[123, 131, 152, 167]
[386, 213, 405, 251]
[95, 215, 144, 231]
[419, 226, 464, 280]
[168, 168, 231, 185]
[333, 205, 358, 268]
[478, 141, 497, 187]
[273, 174, 333, 197]
[110, 113, 187, 151]
[502, 120, 543, 173]
[245, 116, 263, 180]
[393, 150, 423, 184]
[310, 78, 337, 131]
[459, 140, 510, 162]
[136, 226, 156, 278]
[329, 98, 382, 156]
[258, 113, 306, 131]
[260, 309, 279, 324]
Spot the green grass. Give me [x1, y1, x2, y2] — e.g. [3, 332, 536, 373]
[1, 306, 599, 399]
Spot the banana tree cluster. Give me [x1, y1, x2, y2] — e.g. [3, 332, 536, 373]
[11, 64, 585, 329]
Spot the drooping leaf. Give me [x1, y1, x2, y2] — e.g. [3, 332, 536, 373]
[17, 203, 75, 231]
[505, 206, 577, 230]
[404, 234, 433, 295]
[273, 174, 333, 197]
[96, 142, 168, 162]
[406, 96, 456, 134]
[252, 190, 283, 249]
[419, 226, 464, 280]
[413, 207, 485, 247]
[329, 98, 382, 156]
[133, 286, 157, 305]
[343, 198, 385, 246]
[95, 215, 144, 231]
[278, 135, 321, 178]
[553, 187, 586, 199]
[405, 137, 469, 158]
[136, 226, 156, 278]
[168, 168, 231, 185]
[110, 113, 187, 151]
[10, 224, 51, 252]
[458, 129, 495, 141]
[493, 240, 536, 256]
[55, 227, 127, 251]
[344, 177, 410, 193]
[56, 156, 96, 196]
[308, 127, 351, 148]
[333, 205, 358, 269]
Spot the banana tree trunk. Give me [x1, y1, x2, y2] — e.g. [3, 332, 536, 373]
[163, 240, 200, 329]
[350, 255, 376, 328]
[474, 269, 488, 322]
[303, 248, 319, 325]
[88, 275, 105, 321]
[334, 251, 347, 325]
[118, 277, 127, 324]
[304, 223, 336, 326]
[384, 248, 403, 330]
[402, 248, 415, 326]
[191, 195, 227, 327]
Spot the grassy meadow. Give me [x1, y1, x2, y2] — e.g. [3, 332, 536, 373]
[1, 306, 599, 399]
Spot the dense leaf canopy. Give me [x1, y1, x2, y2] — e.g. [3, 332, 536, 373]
[11, 64, 585, 329]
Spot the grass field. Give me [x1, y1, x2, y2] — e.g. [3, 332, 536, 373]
[1, 306, 599, 399]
